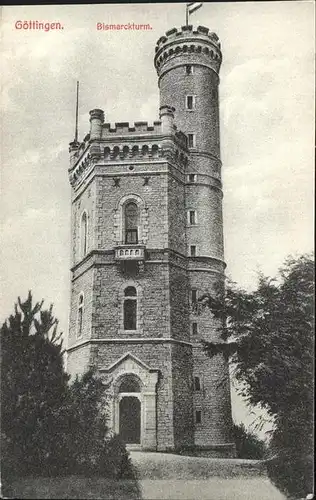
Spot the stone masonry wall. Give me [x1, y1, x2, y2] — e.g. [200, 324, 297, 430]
[71, 181, 96, 266]
[193, 347, 233, 446]
[68, 266, 94, 346]
[189, 269, 225, 342]
[169, 263, 190, 342]
[159, 65, 220, 158]
[167, 174, 186, 254]
[95, 170, 169, 250]
[189, 269, 233, 447]
[66, 343, 92, 379]
[92, 261, 170, 339]
[186, 185, 224, 260]
[171, 342, 194, 448]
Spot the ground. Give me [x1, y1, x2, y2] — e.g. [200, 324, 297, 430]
[131, 451, 287, 500]
[3, 452, 287, 499]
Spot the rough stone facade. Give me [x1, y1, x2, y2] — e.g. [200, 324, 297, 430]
[66, 24, 235, 456]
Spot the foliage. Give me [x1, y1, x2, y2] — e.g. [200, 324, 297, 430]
[232, 423, 267, 459]
[1, 292, 69, 477]
[266, 452, 314, 500]
[201, 254, 314, 498]
[1, 292, 135, 482]
[62, 370, 110, 475]
[100, 434, 138, 479]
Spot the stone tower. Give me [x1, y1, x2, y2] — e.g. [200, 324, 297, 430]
[67, 24, 235, 457]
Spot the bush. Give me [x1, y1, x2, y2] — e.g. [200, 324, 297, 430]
[233, 423, 267, 459]
[266, 411, 314, 498]
[266, 453, 314, 499]
[100, 435, 137, 479]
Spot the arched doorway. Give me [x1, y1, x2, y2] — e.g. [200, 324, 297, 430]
[119, 397, 141, 444]
[118, 374, 141, 445]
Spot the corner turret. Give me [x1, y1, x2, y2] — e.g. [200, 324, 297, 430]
[89, 109, 105, 140]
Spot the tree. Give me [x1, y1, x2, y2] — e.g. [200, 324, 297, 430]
[1, 292, 137, 483]
[201, 254, 314, 498]
[1, 292, 69, 476]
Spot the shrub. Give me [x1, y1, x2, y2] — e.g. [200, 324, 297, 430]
[100, 435, 137, 479]
[266, 453, 314, 499]
[233, 423, 267, 459]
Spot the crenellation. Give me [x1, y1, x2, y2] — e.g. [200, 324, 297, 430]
[101, 120, 162, 136]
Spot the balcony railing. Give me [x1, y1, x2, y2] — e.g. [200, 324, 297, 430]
[115, 244, 145, 261]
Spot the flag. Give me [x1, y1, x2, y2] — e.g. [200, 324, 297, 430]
[187, 2, 203, 15]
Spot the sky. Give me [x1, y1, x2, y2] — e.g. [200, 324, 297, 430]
[1, 2, 314, 434]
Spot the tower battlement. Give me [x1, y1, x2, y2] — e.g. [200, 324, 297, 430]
[156, 25, 220, 48]
[69, 105, 188, 178]
[154, 25, 222, 76]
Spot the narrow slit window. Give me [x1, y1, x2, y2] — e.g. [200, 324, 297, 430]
[191, 289, 197, 304]
[186, 95, 195, 110]
[77, 293, 84, 338]
[190, 245, 196, 257]
[186, 65, 193, 75]
[189, 210, 196, 225]
[188, 134, 196, 148]
[188, 174, 196, 183]
[80, 212, 88, 258]
[194, 377, 201, 391]
[195, 410, 202, 424]
[192, 322, 198, 335]
[124, 286, 137, 330]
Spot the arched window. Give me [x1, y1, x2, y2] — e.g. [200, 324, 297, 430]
[80, 212, 88, 258]
[124, 286, 137, 330]
[77, 293, 84, 338]
[125, 202, 139, 244]
[113, 146, 120, 158]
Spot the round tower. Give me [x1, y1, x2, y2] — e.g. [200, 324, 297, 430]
[155, 25, 221, 158]
[155, 25, 235, 456]
[154, 24, 224, 263]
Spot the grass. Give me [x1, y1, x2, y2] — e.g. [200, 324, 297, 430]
[2, 476, 142, 499]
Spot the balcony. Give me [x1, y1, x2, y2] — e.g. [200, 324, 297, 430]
[115, 244, 145, 261]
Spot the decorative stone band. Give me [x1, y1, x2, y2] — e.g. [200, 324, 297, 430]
[69, 140, 189, 187]
[103, 140, 188, 163]
[70, 249, 226, 280]
[67, 337, 194, 353]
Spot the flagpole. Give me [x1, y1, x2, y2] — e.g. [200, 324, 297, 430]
[75, 81, 79, 143]
[186, 4, 188, 27]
